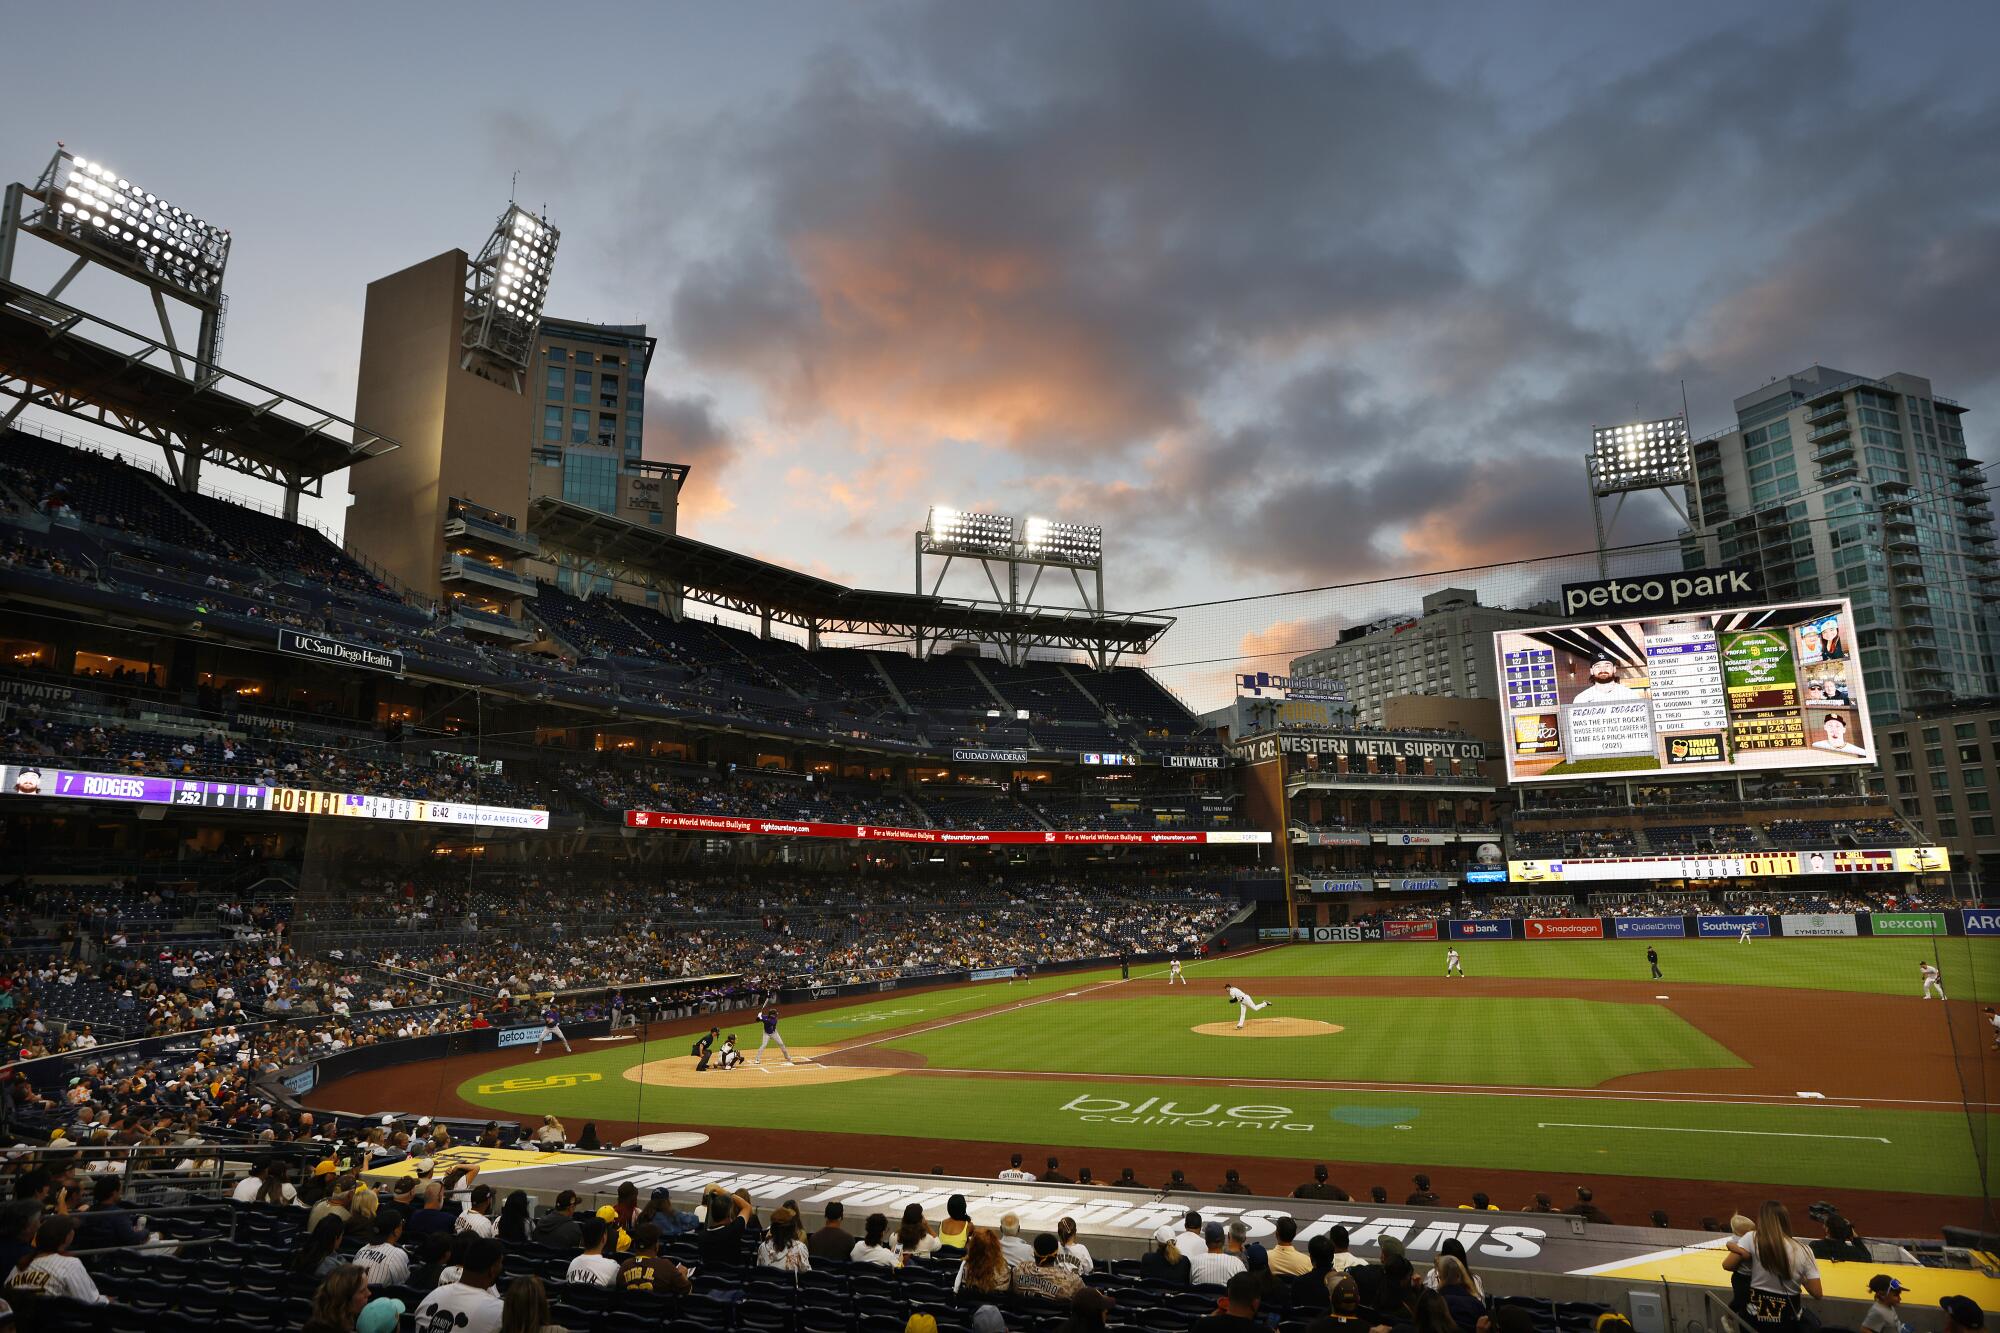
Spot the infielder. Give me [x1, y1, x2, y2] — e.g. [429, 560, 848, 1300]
[535, 1006, 571, 1054]
[1445, 948, 1464, 978]
[1169, 958, 1187, 986]
[1920, 962, 1947, 1000]
[1985, 1007, 1998, 1049]
[1740, 924, 1754, 944]
[754, 1006, 793, 1064]
[1224, 984, 1268, 1029]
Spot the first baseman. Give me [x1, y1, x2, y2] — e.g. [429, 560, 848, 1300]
[1225, 984, 1268, 1029]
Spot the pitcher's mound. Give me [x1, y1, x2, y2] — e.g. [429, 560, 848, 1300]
[1193, 1018, 1344, 1038]
[622, 1045, 900, 1090]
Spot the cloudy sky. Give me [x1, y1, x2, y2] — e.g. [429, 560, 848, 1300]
[5, 2, 1996, 694]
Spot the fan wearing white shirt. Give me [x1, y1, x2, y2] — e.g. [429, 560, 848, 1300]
[456, 1184, 498, 1237]
[416, 1238, 506, 1333]
[997, 1153, 1036, 1182]
[850, 1212, 902, 1267]
[355, 1209, 412, 1287]
[5, 1217, 106, 1304]
[567, 1216, 623, 1285]
[1187, 1221, 1246, 1286]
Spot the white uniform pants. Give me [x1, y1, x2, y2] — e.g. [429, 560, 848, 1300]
[536, 1024, 570, 1053]
[1235, 998, 1267, 1028]
[756, 1030, 792, 1062]
[1923, 978, 1947, 1000]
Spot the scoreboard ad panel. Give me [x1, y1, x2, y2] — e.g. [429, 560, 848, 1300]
[1494, 598, 1874, 784]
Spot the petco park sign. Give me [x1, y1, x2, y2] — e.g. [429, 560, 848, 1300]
[1559, 565, 1760, 619]
[625, 810, 1269, 846]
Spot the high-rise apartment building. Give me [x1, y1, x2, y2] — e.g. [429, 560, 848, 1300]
[1683, 366, 1992, 720]
[1290, 588, 1558, 727]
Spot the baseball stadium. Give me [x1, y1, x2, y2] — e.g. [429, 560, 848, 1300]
[3, 43, 2000, 1333]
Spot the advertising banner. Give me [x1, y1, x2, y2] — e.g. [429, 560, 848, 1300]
[1892, 847, 1953, 873]
[1523, 917, 1605, 940]
[1386, 832, 1453, 846]
[282, 1066, 319, 1096]
[276, 628, 404, 675]
[1311, 924, 1384, 942]
[1611, 917, 1687, 939]
[626, 810, 1270, 845]
[1229, 733, 1484, 763]
[1869, 911, 1947, 936]
[1299, 830, 1372, 847]
[1961, 909, 2000, 936]
[496, 1026, 545, 1049]
[0, 765, 545, 828]
[1697, 915, 1771, 938]
[1389, 876, 1454, 893]
[1448, 919, 1514, 941]
[1163, 754, 1227, 769]
[1507, 849, 1931, 883]
[1307, 879, 1374, 894]
[1257, 928, 1306, 941]
[1779, 912, 1859, 938]
[1464, 868, 1509, 884]
[1381, 919, 1440, 941]
[1560, 567, 1762, 620]
[1494, 597, 1873, 784]
[952, 747, 1029, 764]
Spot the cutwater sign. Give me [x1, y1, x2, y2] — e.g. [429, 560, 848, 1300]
[1062, 1094, 1314, 1133]
[1870, 911, 1947, 936]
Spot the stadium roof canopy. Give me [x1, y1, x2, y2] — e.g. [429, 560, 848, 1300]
[0, 280, 397, 509]
[528, 495, 1173, 662]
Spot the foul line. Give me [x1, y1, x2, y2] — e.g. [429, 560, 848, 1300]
[1536, 1121, 1891, 1143]
[814, 945, 1279, 1063]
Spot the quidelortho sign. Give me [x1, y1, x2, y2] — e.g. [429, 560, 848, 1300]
[1611, 917, 1686, 939]
[1870, 911, 1947, 935]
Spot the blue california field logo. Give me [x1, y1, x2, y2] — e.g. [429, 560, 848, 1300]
[1061, 1094, 1315, 1131]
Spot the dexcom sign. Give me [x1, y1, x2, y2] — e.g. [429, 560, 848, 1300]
[1964, 910, 2000, 936]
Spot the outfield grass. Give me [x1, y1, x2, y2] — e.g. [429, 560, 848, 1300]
[448, 936, 1998, 1198]
[882, 995, 1743, 1086]
[460, 1053, 1992, 1197]
[1215, 937, 2000, 1001]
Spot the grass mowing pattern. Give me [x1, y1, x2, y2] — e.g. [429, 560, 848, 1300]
[1213, 937, 2000, 1002]
[453, 936, 1996, 1197]
[883, 996, 1743, 1086]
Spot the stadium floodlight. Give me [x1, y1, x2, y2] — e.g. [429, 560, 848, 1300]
[41, 149, 231, 303]
[1584, 414, 1697, 578]
[462, 202, 560, 381]
[1023, 516, 1103, 565]
[1588, 416, 1691, 494]
[925, 506, 1014, 554]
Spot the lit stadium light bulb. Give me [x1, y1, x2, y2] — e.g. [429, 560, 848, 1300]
[43, 148, 230, 300]
[1023, 515, 1103, 563]
[925, 506, 1014, 552]
[1589, 416, 1690, 493]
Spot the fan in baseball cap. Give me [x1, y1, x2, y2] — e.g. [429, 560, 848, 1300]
[1942, 1296, 1985, 1331]
[357, 1297, 406, 1333]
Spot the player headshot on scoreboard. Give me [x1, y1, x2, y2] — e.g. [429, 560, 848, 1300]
[1574, 658, 1640, 703]
[1809, 713, 1867, 756]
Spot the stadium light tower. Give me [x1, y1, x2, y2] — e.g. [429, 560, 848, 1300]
[0, 144, 231, 367]
[460, 202, 558, 389]
[1585, 414, 1697, 578]
[916, 507, 1106, 663]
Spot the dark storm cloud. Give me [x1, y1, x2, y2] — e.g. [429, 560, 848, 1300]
[647, 0, 1997, 589]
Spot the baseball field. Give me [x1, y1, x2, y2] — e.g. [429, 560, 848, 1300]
[312, 937, 1999, 1229]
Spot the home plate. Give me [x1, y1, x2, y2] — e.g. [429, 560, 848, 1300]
[621, 1131, 711, 1152]
[1797, 1091, 1826, 1100]
[1655, 995, 1670, 1000]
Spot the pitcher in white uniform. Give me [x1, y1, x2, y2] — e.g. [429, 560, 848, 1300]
[1224, 984, 1268, 1029]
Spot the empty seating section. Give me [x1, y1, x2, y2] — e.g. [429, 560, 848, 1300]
[976, 660, 1103, 722]
[0, 435, 218, 550]
[873, 652, 997, 714]
[172, 491, 393, 601]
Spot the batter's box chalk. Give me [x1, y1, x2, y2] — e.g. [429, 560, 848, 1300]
[1796, 1091, 1826, 1099]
